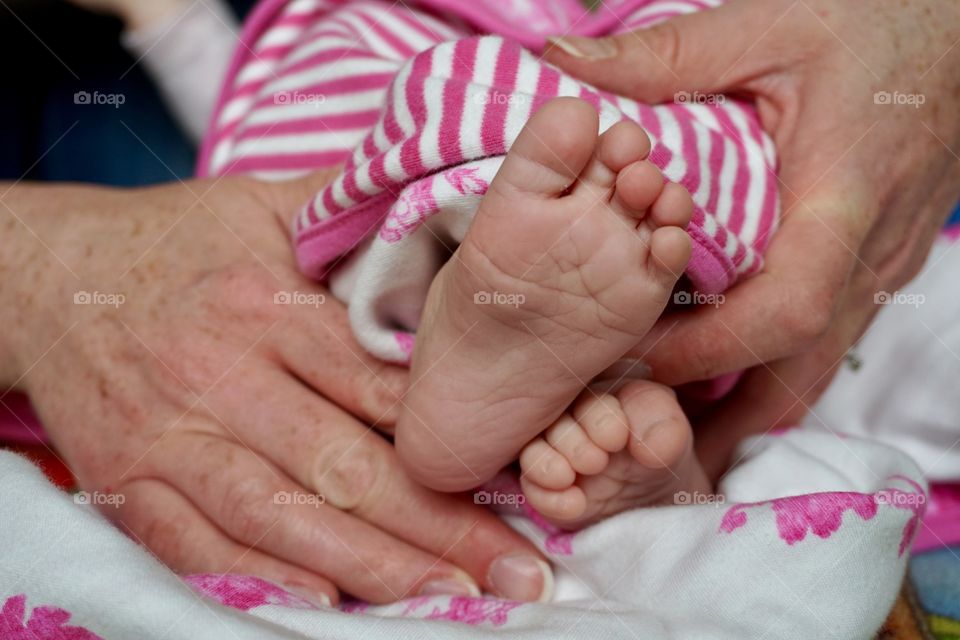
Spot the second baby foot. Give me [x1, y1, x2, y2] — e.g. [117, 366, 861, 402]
[395, 98, 694, 491]
[519, 381, 711, 529]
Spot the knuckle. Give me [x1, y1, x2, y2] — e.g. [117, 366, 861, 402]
[150, 329, 226, 393]
[673, 339, 722, 381]
[313, 437, 384, 512]
[221, 476, 282, 542]
[783, 290, 835, 345]
[643, 21, 684, 77]
[355, 366, 402, 422]
[137, 514, 195, 571]
[198, 264, 286, 323]
[689, 346, 721, 380]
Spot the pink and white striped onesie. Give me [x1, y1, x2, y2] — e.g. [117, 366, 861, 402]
[198, 0, 779, 364]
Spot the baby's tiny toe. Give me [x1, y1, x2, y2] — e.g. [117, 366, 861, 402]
[576, 120, 652, 191]
[613, 160, 665, 216]
[618, 381, 693, 470]
[520, 437, 576, 490]
[520, 479, 588, 522]
[647, 225, 691, 284]
[630, 418, 693, 471]
[572, 392, 630, 453]
[649, 182, 694, 229]
[545, 414, 608, 476]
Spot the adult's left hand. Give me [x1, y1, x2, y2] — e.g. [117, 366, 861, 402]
[544, 0, 960, 477]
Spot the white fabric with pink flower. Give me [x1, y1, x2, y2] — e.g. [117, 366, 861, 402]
[0, 426, 925, 639]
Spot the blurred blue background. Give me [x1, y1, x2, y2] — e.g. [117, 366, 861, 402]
[0, 0, 255, 187]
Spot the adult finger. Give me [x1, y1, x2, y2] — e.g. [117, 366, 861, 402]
[214, 365, 552, 602]
[113, 477, 338, 607]
[692, 265, 881, 480]
[149, 432, 478, 603]
[273, 293, 408, 429]
[542, 0, 791, 103]
[628, 129, 878, 384]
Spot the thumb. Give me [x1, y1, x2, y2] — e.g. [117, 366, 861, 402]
[543, 1, 786, 103]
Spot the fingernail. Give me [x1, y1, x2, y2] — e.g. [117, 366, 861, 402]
[606, 358, 653, 380]
[283, 584, 332, 608]
[419, 572, 481, 597]
[488, 554, 554, 602]
[590, 359, 652, 393]
[546, 36, 617, 60]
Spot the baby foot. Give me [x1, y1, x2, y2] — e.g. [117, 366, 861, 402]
[520, 381, 711, 528]
[396, 98, 694, 491]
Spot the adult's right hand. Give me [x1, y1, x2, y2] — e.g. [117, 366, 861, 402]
[0, 174, 551, 605]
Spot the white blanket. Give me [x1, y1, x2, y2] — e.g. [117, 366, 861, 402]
[0, 427, 925, 639]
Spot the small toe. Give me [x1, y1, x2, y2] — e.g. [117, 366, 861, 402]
[571, 393, 630, 453]
[520, 478, 588, 522]
[545, 414, 609, 476]
[520, 437, 576, 490]
[617, 381, 693, 470]
[647, 225, 691, 283]
[649, 182, 694, 229]
[576, 119, 652, 192]
[613, 160, 665, 216]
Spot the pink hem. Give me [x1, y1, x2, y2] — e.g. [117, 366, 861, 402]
[295, 192, 393, 281]
[685, 221, 737, 294]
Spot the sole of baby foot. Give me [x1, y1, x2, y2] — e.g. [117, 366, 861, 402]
[396, 98, 693, 492]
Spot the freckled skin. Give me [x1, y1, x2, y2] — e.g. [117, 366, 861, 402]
[545, 0, 960, 479]
[0, 176, 354, 574]
[0, 171, 544, 604]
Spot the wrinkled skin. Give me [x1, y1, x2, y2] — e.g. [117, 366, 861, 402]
[545, 0, 960, 477]
[0, 172, 546, 604]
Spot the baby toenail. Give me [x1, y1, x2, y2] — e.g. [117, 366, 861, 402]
[488, 554, 554, 602]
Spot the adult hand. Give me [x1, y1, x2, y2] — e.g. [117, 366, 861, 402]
[0, 174, 550, 604]
[544, 0, 960, 477]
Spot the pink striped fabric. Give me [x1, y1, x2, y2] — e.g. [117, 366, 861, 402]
[199, 0, 778, 299]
